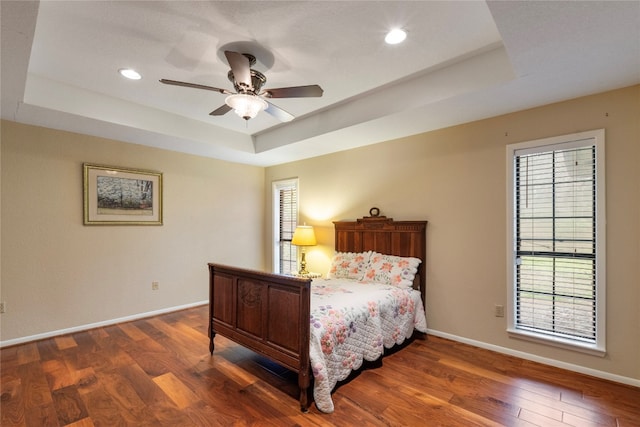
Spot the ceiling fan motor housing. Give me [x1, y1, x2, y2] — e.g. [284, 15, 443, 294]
[228, 69, 266, 95]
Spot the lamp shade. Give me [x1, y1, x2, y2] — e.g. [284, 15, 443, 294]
[291, 225, 317, 246]
[225, 94, 267, 120]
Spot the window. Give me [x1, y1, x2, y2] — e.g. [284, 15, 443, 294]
[507, 129, 605, 355]
[273, 179, 298, 275]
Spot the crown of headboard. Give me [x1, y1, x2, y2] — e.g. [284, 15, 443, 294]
[333, 213, 427, 298]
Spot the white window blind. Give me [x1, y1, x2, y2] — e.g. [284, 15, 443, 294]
[273, 179, 298, 274]
[507, 130, 605, 354]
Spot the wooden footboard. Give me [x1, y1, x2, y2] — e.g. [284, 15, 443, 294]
[208, 263, 312, 411]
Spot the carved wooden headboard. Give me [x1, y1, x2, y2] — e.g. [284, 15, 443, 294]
[333, 213, 427, 298]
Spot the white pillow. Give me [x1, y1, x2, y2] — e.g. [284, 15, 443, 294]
[363, 252, 421, 288]
[327, 251, 372, 280]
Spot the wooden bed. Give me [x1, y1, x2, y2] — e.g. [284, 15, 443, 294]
[208, 213, 427, 412]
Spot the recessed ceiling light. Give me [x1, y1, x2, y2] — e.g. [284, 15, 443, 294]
[118, 68, 142, 80]
[385, 28, 407, 45]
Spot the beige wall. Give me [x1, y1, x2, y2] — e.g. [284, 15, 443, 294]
[1, 85, 637, 383]
[0, 121, 265, 342]
[265, 85, 640, 382]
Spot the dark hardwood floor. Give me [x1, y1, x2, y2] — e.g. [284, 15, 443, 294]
[1, 304, 639, 426]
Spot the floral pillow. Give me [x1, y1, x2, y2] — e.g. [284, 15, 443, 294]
[327, 251, 372, 280]
[363, 252, 421, 288]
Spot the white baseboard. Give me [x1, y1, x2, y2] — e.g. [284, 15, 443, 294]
[0, 300, 208, 348]
[427, 329, 640, 389]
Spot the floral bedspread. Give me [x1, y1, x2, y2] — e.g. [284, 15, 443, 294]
[309, 278, 427, 413]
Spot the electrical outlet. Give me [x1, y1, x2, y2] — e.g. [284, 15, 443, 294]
[0, 302, 5, 314]
[494, 304, 505, 317]
[151, 282, 159, 290]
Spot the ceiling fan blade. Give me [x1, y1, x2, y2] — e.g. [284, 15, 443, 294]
[264, 101, 295, 122]
[263, 85, 323, 98]
[209, 104, 233, 116]
[160, 79, 231, 94]
[224, 50, 252, 89]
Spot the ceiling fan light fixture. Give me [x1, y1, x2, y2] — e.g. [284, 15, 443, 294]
[385, 28, 407, 45]
[225, 94, 267, 120]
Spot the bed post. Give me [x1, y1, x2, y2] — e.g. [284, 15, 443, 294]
[208, 263, 216, 354]
[299, 372, 310, 412]
[298, 271, 311, 412]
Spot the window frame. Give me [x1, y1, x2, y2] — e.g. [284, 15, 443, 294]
[506, 129, 606, 356]
[272, 178, 299, 275]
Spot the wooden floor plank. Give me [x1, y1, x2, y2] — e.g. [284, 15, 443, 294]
[0, 378, 25, 427]
[68, 367, 99, 397]
[80, 386, 127, 427]
[63, 418, 94, 427]
[94, 368, 159, 425]
[36, 339, 62, 363]
[561, 411, 613, 427]
[54, 336, 77, 351]
[116, 363, 176, 408]
[18, 361, 53, 410]
[24, 402, 59, 427]
[2, 304, 639, 427]
[180, 400, 228, 427]
[152, 372, 201, 410]
[41, 359, 75, 391]
[51, 386, 89, 426]
[117, 322, 149, 342]
[16, 343, 40, 365]
[68, 332, 99, 354]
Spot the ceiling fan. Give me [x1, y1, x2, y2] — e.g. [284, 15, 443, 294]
[160, 50, 323, 122]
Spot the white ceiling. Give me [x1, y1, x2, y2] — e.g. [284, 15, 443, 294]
[2, 1, 639, 166]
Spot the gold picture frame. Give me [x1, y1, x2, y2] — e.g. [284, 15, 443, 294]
[83, 163, 163, 225]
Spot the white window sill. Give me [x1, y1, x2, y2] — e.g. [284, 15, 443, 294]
[507, 328, 606, 357]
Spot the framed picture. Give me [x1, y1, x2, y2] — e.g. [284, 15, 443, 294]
[83, 163, 163, 225]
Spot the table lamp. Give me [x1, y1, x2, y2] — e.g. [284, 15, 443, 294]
[291, 225, 317, 275]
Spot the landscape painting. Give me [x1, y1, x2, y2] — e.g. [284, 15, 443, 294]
[84, 164, 163, 225]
